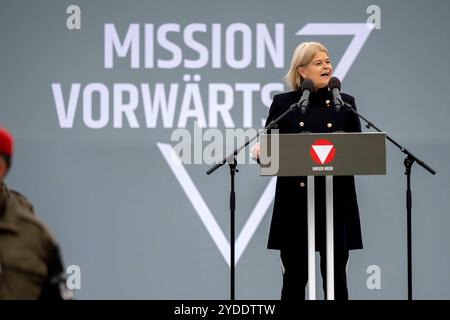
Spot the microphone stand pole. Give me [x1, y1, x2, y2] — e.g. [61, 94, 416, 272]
[340, 100, 436, 300]
[206, 100, 306, 300]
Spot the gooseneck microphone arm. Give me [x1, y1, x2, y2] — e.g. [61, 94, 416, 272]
[207, 78, 314, 175]
[339, 99, 435, 175]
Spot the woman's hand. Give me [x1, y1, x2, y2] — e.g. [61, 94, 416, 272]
[250, 142, 260, 160]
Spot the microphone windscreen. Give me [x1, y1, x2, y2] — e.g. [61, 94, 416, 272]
[328, 77, 341, 90]
[300, 79, 314, 92]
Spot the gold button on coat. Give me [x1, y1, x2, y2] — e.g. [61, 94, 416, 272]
[327, 123, 333, 128]
[325, 99, 331, 106]
[299, 121, 304, 127]
[300, 182, 305, 188]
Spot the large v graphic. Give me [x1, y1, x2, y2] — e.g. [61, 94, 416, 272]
[157, 143, 276, 268]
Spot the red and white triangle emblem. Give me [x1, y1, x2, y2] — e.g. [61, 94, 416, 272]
[310, 139, 335, 165]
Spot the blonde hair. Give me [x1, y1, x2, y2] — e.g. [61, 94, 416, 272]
[284, 42, 329, 91]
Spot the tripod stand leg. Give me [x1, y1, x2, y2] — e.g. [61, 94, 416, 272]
[307, 176, 316, 300]
[404, 156, 413, 300]
[326, 176, 335, 300]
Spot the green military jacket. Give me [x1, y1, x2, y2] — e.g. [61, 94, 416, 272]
[0, 183, 62, 299]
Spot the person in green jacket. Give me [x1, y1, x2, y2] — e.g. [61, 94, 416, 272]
[0, 127, 71, 299]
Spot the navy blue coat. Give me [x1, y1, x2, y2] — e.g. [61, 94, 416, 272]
[265, 86, 363, 251]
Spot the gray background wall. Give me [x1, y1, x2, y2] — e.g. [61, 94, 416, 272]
[1, 0, 449, 299]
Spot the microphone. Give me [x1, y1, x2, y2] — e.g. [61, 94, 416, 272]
[297, 79, 314, 114]
[328, 77, 343, 112]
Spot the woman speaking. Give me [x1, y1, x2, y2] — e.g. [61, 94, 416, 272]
[253, 41, 363, 300]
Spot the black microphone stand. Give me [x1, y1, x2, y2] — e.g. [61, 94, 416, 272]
[206, 99, 306, 300]
[340, 100, 436, 300]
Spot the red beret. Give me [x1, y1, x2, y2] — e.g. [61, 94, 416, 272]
[0, 127, 13, 157]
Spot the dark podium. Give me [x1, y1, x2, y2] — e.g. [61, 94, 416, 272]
[259, 132, 386, 300]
